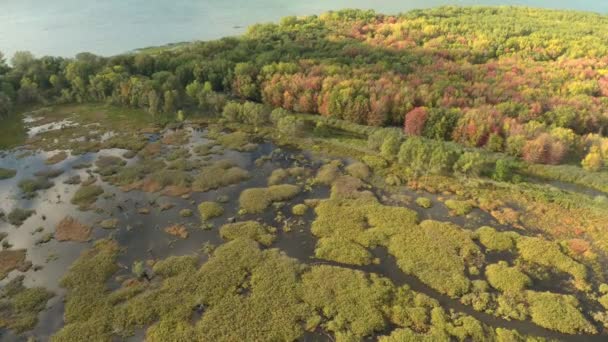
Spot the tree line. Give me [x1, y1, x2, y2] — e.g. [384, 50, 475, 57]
[2, 6, 608, 170]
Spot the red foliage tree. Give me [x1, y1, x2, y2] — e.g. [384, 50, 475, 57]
[404, 107, 428, 136]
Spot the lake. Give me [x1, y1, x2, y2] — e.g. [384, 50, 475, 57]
[1, 0, 607, 59]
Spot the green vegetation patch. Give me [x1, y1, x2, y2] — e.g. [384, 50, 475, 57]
[517, 236, 587, 285]
[51, 239, 120, 341]
[485, 262, 531, 293]
[474, 226, 516, 252]
[215, 131, 257, 151]
[45, 151, 68, 165]
[7, 208, 35, 227]
[95, 155, 127, 176]
[311, 196, 423, 266]
[192, 160, 250, 192]
[301, 266, 392, 340]
[198, 201, 224, 220]
[239, 184, 300, 214]
[0, 275, 54, 333]
[219, 221, 276, 246]
[71, 184, 104, 210]
[314, 161, 341, 185]
[18, 177, 53, 198]
[345, 162, 370, 180]
[415, 197, 433, 209]
[526, 291, 596, 334]
[389, 220, 483, 297]
[445, 199, 474, 216]
[0, 168, 17, 180]
[291, 203, 308, 216]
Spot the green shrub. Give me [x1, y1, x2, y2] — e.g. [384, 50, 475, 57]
[222, 101, 242, 122]
[444, 199, 473, 216]
[485, 262, 531, 292]
[277, 116, 306, 137]
[292, 204, 308, 216]
[415, 197, 432, 208]
[198, 201, 224, 220]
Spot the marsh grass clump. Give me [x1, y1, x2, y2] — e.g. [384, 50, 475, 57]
[415, 197, 433, 208]
[526, 291, 596, 334]
[144, 169, 191, 192]
[52, 239, 119, 340]
[345, 162, 370, 180]
[45, 151, 68, 165]
[95, 155, 127, 176]
[239, 184, 300, 214]
[198, 201, 224, 221]
[517, 236, 587, 286]
[315, 237, 373, 265]
[219, 221, 276, 246]
[311, 197, 418, 265]
[7, 208, 35, 227]
[193, 142, 217, 156]
[0, 168, 16, 180]
[165, 147, 190, 162]
[161, 130, 191, 145]
[268, 167, 312, 186]
[474, 226, 516, 251]
[0, 275, 54, 333]
[291, 204, 308, 216]
[301, 266, 392, 339]
[179, 209, 193, 217]
[388, 220, 483, 297]
[445, 199, 474, 216]
[192, 160, 250, 192]
[18, 177, 53, 197]
[0, 249, 28, 280]
[71, 184, 104, 210]
[55, 216, 92, 242]
[485, 262, 531, 293]
[314, 161, 341, 185]
[103, 133, 148, 151]
[216, 131, 257, 151]
[33, 168, 63, 178]
[152, 255, 199, 278]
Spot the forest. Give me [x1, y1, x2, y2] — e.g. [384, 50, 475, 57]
[2, 7, 608, 171]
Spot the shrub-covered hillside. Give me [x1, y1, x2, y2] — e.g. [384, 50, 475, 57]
[3, 7, 608, 168]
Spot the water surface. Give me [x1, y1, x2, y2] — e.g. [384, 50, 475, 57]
[1, 0, 607, 58]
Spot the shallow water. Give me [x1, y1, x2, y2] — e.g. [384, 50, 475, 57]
[1, 0, 607, 58]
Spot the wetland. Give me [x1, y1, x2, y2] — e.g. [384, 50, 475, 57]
[1, 103, 608, 341]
